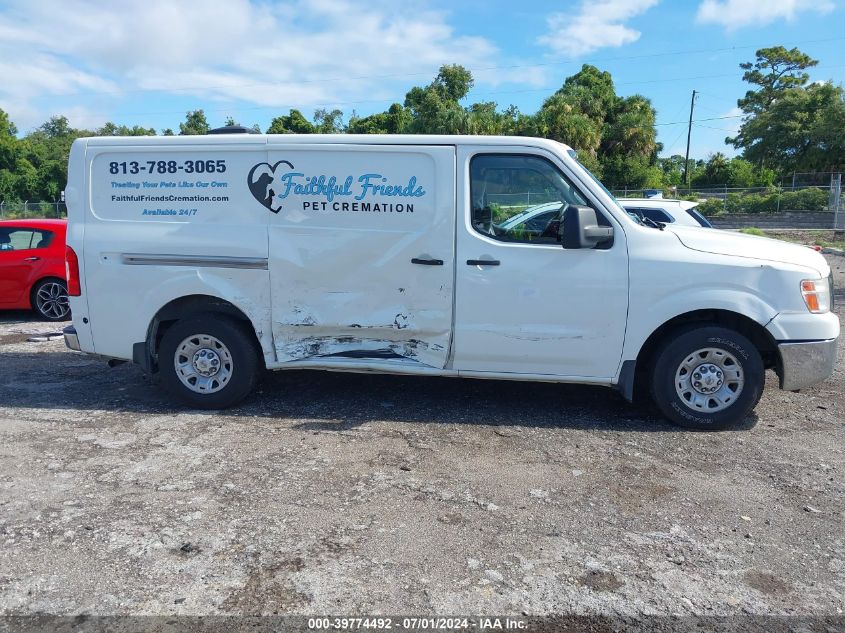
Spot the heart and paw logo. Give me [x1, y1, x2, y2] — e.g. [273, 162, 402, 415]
[247, 160, 293, 213]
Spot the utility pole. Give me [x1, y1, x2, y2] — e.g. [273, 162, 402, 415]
[683, 89, 697, 187]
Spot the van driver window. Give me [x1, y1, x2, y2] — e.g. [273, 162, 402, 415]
[470, 154, 590, 245]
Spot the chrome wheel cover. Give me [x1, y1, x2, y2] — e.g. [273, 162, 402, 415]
[674, 347, 744, 413]
[174, 334, 233, 394]
[35, 281, 70, 319]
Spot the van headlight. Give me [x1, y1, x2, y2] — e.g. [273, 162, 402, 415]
[801, 278, 831, 314]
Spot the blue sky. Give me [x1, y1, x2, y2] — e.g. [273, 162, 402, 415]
[0, 0, 842, 159]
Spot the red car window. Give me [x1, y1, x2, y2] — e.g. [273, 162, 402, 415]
[32, 230, 55, 248]
[0, 228, 54, 250]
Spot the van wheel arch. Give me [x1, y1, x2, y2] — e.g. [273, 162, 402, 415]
[624, 309, 778, 403]
[138, 295, 264, 374]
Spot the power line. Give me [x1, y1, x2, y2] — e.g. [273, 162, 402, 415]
[33, 36, 845, 100]
[657, 114, 744, 127]
[695, 123, 741, 133]
[662, 126, 690, 156]
[59, 56, 844, 125]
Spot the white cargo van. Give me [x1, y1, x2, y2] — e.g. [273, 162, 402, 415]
[62, 133, 839, 429]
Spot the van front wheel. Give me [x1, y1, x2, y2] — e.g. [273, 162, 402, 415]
[650, 326, 764, 430]
[159, 315, 261, 409]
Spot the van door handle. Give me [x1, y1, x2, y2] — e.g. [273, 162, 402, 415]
[23, 256, 41, 261]
[411, 257, 444, 266]
[466, 259, 500, 266]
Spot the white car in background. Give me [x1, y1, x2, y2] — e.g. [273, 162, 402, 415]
[619, 198, 713, 228]
[500, 197, 712, 238]
[495, 201, 564, 238]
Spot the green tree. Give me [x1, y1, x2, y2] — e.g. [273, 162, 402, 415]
[695, 152, 730, 186]
[0, 110, 19, 200]
[560, 65, 617, 122]
[348, 104, 411, 134]
[658, 155, 688, 186]
[13, 157, 38, 200]
[266, 109, 315, 134]
[728, 46, 844, 174]
[96, 122, 156, 136]
[404, 64, 475, 134]
[431, 64, 474, 102]
[531, 65, 660, 187]
[0, 108, 17, 136]
[313, 108, 345, 134]
[38, 116, 73, 139]
[16, 115, 93, 200]
[179, 110, 209, 135]
[736, 46, 818, 114]
[601, 94, 661, 188]
[734, 81, 845, 174]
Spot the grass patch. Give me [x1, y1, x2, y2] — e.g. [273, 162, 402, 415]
[814, 238, 845, 250]
[738, 228, 845, 250]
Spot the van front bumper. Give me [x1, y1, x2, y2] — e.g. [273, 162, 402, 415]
[63, 325, 81, 351]
[778, 338, 838, 391]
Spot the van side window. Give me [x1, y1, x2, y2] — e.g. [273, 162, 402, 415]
[470, 154, 590, 245]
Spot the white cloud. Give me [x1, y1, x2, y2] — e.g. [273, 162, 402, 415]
[537, 0, 660, 57]
[696, 0, 835, 30]
[0, 0, 539, 131]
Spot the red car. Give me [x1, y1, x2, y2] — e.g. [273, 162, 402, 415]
[0, 219, 70, 321]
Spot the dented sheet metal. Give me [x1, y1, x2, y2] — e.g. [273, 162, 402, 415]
[267, 145, 455, 368]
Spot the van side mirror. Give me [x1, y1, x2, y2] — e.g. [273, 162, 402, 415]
[561, 205, 614, 249]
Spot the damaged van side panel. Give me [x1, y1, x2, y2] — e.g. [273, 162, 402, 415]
[267, 145, 456, 368]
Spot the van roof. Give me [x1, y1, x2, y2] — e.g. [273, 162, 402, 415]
[78, 134, 574, 153]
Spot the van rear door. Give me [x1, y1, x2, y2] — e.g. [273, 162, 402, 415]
[264, 144, 455, 368]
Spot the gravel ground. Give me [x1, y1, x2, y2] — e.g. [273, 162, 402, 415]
[0, 254, 843, 624]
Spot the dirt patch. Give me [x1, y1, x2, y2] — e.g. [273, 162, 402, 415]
[743, 570, 791, 596]
[221, 558, 309, 614]
[579, 570, 624, 593]
[0, 259, 843, 616]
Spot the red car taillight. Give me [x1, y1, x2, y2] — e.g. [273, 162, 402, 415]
[65, 245, 81, 296]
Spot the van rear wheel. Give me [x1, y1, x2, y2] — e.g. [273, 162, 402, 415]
[159, 315, 261, 409]
[650, 325, 764, 430]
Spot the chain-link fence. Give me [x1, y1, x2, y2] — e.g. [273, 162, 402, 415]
[0, 201, 67, 219]
[4, 172, 843, 230]
[613, 185, 835, 210]
[612, 173, 844, 230]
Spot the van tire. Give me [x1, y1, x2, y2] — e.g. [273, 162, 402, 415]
[158, 315, 261, 409]
[650, 325, 764, 431]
